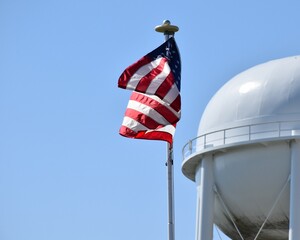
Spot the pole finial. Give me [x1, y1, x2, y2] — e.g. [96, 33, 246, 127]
[155, 20, 179, 35]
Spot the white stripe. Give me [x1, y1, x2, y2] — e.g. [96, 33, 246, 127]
[145, 124, 176, 136]
[163, 84, 179, 104]
[122, 116, 147, 132]
[122, 116, 175, 136]
[127, 57, 162, 89]
[139, 93, 181, 117]
[127, 99, 172, 125]
[129, 93, 180, 120]
[146, 61, 171, 94]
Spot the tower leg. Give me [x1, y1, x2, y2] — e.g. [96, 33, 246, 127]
[289, 140, 300, 240]
[195, 154, 214, 240]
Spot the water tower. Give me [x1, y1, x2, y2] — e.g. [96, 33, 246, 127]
[182, 56, 300, 240]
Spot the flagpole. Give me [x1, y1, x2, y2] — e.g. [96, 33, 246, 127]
[166, 142, 175, 240]
[155, 20, 179, 240]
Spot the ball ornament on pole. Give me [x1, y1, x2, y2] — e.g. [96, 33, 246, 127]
[155, 20, 179, 39]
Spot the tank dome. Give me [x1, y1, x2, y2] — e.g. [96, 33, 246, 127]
[199, 56, 300, 135]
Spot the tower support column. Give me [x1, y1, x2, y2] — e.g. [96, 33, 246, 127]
[195, 154, 214, 240]
[289, 139, 300, 240]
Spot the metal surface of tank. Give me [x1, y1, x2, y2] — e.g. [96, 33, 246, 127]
[182, 56, 300, 239]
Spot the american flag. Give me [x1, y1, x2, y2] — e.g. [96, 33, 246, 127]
[118, 37, 181, 144]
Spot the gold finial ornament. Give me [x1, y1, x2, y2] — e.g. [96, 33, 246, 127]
[155, 20, 179, 35]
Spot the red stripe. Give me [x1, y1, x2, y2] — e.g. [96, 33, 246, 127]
[170, 95, 181, 113]
[135, 57, 168, 92]
[130, 92, 179, 124]
[124, 108, 161, 129]
[155, 72, 174, 99]
[119, 125, 137, 138]
[118, 56, 152, 89]
[119, 126, 173, 144]
[136, 130, 173, 144]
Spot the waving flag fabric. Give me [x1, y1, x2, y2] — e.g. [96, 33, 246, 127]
[118, 37, 181, 114]
[119, 91, 178, 144]
[118, 37, 181, 144]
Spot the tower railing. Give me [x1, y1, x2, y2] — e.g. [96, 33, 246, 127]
[182, 120, 300, 160]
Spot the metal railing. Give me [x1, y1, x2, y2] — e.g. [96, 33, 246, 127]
[182, 120, 300, 160]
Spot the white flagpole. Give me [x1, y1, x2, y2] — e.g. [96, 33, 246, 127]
[155, 20, 179, 240]
[166, 142, 175, 240]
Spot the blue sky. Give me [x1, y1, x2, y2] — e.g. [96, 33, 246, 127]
[1, 0, 300, 240]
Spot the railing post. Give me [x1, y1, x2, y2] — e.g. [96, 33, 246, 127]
[249, 125, 251, 141]
[189, 140, 192, 155]
[278, 122, 281, 137]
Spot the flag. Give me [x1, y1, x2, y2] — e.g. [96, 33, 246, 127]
[118, 37, 181, 144]
[118, 37, 181, 114]
[119, 91, 178, 144]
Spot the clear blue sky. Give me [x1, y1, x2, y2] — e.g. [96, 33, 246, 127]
[1, 1, 300, 240]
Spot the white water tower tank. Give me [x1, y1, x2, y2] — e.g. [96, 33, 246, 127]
[182, 56, 300, 240]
